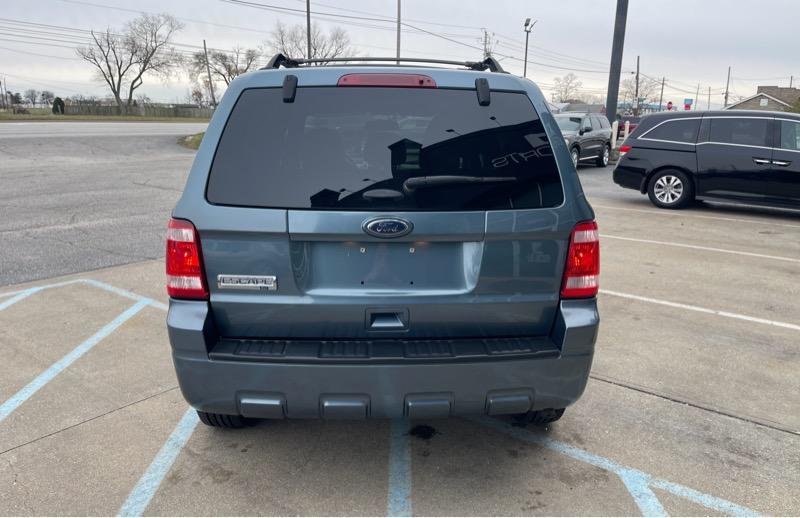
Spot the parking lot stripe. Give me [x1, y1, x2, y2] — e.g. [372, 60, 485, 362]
[474, 417, 759, 517]
[0, 279, 166, 312]
[0, 287, 41, 311]
[592, 203, 800, 230]
[118, 408, 199, 517]
[387, 419, 413, 517]
[600, 289, 800, 332]
[602, 234, 800, 264]
[618, 470, 667, 517]
[0, 299, 150, 424]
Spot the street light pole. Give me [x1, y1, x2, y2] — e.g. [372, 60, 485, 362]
[306, 0, 312, 60]
[396, 0, 401, 65]
[523, 18, 536, 78]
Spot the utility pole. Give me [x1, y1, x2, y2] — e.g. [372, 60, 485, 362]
[523, 18, 535, 78]
[203, 40, 217, 107]
[0, 76, 5, 109]
[723, 66, 731, 107]
[707, 86, 711, 110]
[633, 55, 640, 116]
[658, 77, 665, 111]
[695, 83, 700, 111]
[605, 0, 629, 123]
[395, 0, 401, 64]
[791, 75, 794, 88]
[306, 0, 312, 60]
[482, 29, 490, 59]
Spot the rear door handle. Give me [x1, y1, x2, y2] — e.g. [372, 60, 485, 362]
[753, 158, 771, 165]
[773, 160, 792, 167]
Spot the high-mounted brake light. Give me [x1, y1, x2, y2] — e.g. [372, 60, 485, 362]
[166, 218, 208, 300]
[561, 221, 600, 299]
[337, 73, 436, 88]
[619, 144, 632, 157]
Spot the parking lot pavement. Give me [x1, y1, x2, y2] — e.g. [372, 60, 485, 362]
[0, 122, 204, 286]
[1, 148, 799, 515]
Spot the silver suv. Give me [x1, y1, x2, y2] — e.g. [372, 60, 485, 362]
[166, 55, 600, 428]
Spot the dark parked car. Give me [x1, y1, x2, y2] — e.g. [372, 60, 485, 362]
[613, 110, 800, 209]
[166, 55, 599, 428]
[555, 112, 613, 167]
[617, 115, 641, 139]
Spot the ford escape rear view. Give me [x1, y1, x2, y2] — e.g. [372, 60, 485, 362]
[166, 55, 600, 428]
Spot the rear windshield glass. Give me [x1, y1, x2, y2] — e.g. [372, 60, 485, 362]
[207, 87, 563, 211]
[555, 115, 582, 132]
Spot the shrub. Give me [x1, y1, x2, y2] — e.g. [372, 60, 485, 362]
[52, 97, 65, 114]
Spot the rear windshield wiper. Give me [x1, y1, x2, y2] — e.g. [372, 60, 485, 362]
[402, 175, 517, 193]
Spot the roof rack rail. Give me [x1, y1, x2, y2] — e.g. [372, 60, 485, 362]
[261, 54, 506, 73]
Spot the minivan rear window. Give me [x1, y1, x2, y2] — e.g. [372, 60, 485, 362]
[642, 119, 700, 143]
[207, 87, 563, 211]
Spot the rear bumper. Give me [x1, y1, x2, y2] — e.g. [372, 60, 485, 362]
[167, 299, 598, 419]
[613, 162, 647, 192]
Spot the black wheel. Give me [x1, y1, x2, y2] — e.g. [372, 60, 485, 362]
[513, 408, 565, 426]
[647, 169, 694, 209]
[570, 148, 580, 168]
[197, 411, 254, 428]
[596, 144, 610, 167]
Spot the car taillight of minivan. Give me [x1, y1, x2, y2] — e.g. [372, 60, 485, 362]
[619, 144, 632, 157]
[337, 73, 436, 88]
[166, 218, 208, 300]
[561, 221, 599, 299]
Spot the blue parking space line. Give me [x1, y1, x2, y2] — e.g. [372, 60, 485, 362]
[0, 287, 41, 311]
[474, 417, 760, 517]
[649, 478, 759, 518]
[118, 408, 199, 517]
[81, 279, 168, 311]
[619, 469, 667, 517]
[0, 279, 167, 312]
[387, 419, 413, 517]
[0, 299, 150, 424]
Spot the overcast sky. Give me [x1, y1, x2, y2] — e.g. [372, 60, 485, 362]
[1, 0, 798, 109]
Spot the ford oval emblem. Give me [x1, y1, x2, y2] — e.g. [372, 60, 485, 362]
[362, 217, 413, 238]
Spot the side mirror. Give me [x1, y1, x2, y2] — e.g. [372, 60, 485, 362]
[579, 128, 586, 135]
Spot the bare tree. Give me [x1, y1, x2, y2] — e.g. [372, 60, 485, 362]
[23, 89, 38, 106]
[266, 21, 353, 63]
[39, 90, 55, 106]
[551, 73, 583, 103]
[191, 47, 260, 86]
[620, 76, 660, 105]
[77, 13, 183, 113]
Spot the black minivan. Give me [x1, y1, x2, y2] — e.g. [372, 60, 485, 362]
[613, 110, 800, 209]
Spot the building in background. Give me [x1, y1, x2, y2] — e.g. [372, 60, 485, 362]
[724, 86, 800, 111]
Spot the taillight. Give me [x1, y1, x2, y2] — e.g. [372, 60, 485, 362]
[166, 218, 208, 300]
[619, 144, 632, 157]
[561, 221, 600, 299]
[337, 73, 436, 88]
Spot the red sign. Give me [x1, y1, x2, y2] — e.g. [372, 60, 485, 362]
[684, 103, 691, 111]
[666, 101, 673, 110]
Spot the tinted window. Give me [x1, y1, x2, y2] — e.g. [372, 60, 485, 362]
[709, 118, 769, 147]
[207, 87, 563, 211]
[780, 120, 800, 150]
[583, 117, 594, 131]
[597, 116, 610, 129]
[642, 119, 700, 143]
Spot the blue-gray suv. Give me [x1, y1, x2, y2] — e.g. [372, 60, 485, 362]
[166, 55, 600, 428]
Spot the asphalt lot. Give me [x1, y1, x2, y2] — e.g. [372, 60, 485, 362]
[1, 122, 799, 515]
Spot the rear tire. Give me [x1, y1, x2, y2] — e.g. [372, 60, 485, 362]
[647, 169, 694, 209]
[197, 411, 254, 429]
[514, 408, 565, 426]
[596, 144, 610, 167]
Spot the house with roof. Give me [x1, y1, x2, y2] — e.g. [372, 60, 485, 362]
[724, 86, 800, 111]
